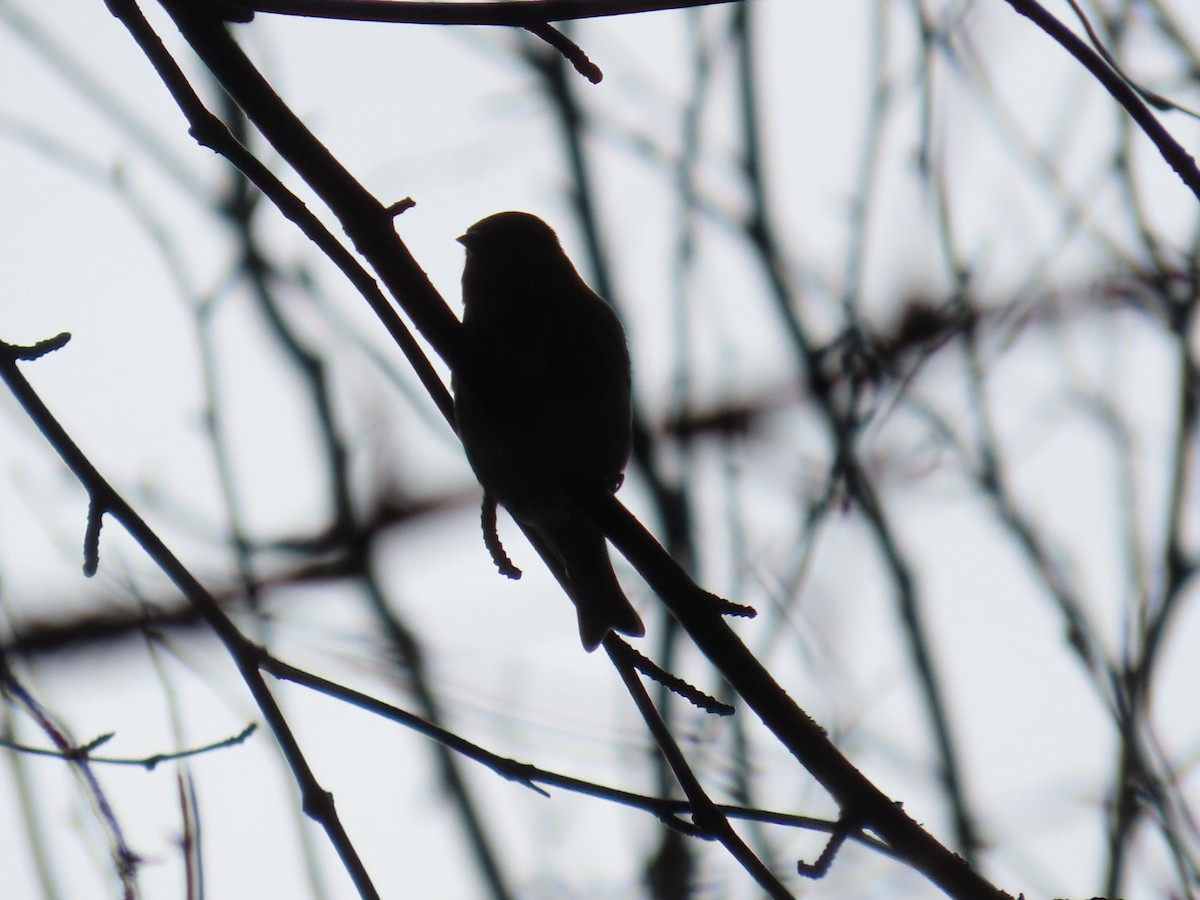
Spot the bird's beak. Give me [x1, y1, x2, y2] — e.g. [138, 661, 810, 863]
[456, 232, 472, 248]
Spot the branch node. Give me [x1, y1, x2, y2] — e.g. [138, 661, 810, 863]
[385, 196, 416, 218]
[655, 811, 709, 837]
[625, 643, 735, 716]
[525, 22, 603, 84]
[797, 815, 858, 879]
[704, 589, 756, 619]
[83, 496, 105, 577]
[482, 496, 522, 579]
[1, 332, 72, 362]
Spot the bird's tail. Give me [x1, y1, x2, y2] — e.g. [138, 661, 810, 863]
[543, 516, 645, 651]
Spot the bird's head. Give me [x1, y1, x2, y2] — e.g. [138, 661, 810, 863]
[458, 211, 573, 272]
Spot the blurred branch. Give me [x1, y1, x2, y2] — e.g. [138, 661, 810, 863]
[0, 4, 208, 199]
[116, 0, 466, 370]
[1, 700, 63, 900]
[1, 388, 778, 664]
[105, 0, 457, 420]
[731, 1, 984, 864]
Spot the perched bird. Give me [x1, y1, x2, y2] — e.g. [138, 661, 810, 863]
[453, 211, 645, 650]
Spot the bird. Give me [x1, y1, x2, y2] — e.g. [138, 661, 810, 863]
[453, 211, 646, 651]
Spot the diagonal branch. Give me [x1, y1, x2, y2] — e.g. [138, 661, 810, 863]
[589, 490, 1013, 899]
[1002, 0, 1200, 201]
[0, 335, 381, 900]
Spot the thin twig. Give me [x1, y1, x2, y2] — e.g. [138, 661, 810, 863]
[1002, 0, 1200, 201]
[231, 0, 738, 26]
[0, 725, 257, 769]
